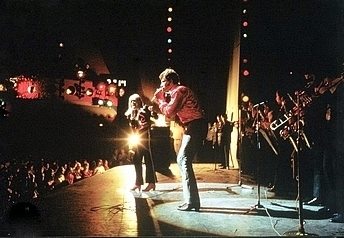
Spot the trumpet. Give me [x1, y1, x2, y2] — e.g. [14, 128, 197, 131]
[269, 111, 293, 131]
[270, 90, 312, 132]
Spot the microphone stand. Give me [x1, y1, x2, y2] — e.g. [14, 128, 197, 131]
[284, 92, 315, 236]
[251, 106, 264, 209]
[236, 109, 244, 185]
[227, 107, 253, 190]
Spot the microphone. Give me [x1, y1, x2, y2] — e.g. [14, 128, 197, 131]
[151, 86, 163, 102]
[151, 96, 157, 102]
[253, 101, 267, 108]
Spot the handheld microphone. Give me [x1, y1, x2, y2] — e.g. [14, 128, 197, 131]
[151, 86, 163, 102]
[151, 96, 157, 102]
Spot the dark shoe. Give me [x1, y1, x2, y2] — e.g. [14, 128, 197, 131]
[267, 186, 287, 196]
[177, 203, 200, 212]
[142, 183, 156, 192]
[330, 213, 344, 223]
[130, 184, 141, 192]
[267, 185, 276, 192]
[157, 169, 176, 179]
[303, 197, 323, 206]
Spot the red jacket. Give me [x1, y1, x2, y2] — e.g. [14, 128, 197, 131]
[156, 85, 203, 124]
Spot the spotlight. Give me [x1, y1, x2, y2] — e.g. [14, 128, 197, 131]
[98, 99, 104, 106]
[106, 100, 113, 107]
[77, 70, 85, 79]
[85, 88, 94, 96]
[66, 86, 76, 95]
[118, 80, 126, 87]
[128, 133, 141, 147]
[27, 86, 36, 93]
[96, 82, 106, 91]
[242, 95, 250, 103]
[107, 84, 116, 96]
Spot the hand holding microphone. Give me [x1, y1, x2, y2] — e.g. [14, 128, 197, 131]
[151, 87, 164, 102]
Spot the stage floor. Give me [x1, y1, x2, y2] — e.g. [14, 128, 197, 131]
[1, 163, 343, 237]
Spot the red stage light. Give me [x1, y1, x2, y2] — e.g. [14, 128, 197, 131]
[107, 84, 117, 95]
[96, 82, 106, 91]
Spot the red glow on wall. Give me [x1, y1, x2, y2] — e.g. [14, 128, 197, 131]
[63, 79, 93, 105]
[107, 84, 117, 96]
[63, 79, 118, 107]
[96, 82, 106, 91]
[14, 76, 43, 99]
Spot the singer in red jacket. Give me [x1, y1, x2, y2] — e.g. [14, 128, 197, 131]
[152, 68, 207, 211]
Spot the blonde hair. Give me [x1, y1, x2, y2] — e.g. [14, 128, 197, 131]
[124, 93, 143, 117]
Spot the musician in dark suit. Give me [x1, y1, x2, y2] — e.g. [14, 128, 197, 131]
[332, 73, 344, 223]
[267, 90, 295, 195]
[303, 75, 337, 210]
[219, 114, 234, 169]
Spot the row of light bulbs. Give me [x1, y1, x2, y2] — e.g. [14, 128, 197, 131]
[166, 5, 174, 66]
[241, 0, 250, 78]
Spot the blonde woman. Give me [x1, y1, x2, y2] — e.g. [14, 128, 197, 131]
[125, 94, 158, 192]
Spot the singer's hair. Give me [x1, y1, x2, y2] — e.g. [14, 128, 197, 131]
[159, 68, 180, 84]
[124, 94, 143, 117]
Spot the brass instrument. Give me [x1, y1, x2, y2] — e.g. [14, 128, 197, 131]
[269, 73, 343, 146]
[279, 123, 311, 151]
[270, 74, 343, 132]
[269, 111, 293, 131]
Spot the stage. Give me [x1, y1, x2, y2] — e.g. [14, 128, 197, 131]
[1, 163, 342, 237]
